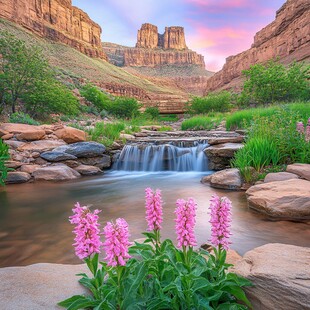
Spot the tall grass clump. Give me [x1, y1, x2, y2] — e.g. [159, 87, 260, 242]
[89, 122, 125, 146]
[181, 114, 223, 131]
[188, 91, 232, 114]
[226, 102, 310, 130]
[0, 139, 9, 185]
[232, 107, 310, 182]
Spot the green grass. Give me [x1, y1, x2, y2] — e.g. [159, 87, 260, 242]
[181, 114, 223, 131]
[226, 102, 310, 130]
[158, 114, 179, 122]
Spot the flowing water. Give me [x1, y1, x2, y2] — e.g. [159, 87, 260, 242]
[0, 142, 309, 267]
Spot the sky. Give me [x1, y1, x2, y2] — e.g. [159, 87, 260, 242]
[72, 0, 286, 72]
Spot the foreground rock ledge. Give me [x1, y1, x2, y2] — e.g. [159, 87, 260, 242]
[233, 243, 310, 310]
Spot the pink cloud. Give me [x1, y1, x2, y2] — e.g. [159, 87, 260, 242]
[185, 0, 254, 10]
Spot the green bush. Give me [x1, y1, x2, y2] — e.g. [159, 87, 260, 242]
[9, 112, 40, 125]
[0, 139, 9, 186]
[108, 97, 141, 119]
[241, 60, 310, 105]
[181, 114, 223, 131]
[144, 106, 160, 119]
[89, 122, 125, 146]
[80, 84, 111, 112]
[188, 91, 232, 114]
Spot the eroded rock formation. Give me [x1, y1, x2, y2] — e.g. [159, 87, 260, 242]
[0, 0, 107, 60]
[205, 0, 310, 92]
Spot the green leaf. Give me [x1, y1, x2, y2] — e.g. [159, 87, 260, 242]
[58, 295, 96, 310]
[58, 295, 84, 308]
[223, 285, 252, 308]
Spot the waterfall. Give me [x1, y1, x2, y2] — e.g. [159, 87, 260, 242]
[114, 140, 209, 172]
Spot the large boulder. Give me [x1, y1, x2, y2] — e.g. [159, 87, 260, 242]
[5, 172, 31, 184]
[202, 168, 242, 190]
[286, 163, 310, 181]
[234, 244, 310, 310]
[33, 165, 81, 181]
[204, 143, 243, 170]
[40, 151, 77, 162]
[18, 140, 67, 153]
[16, 130, 46, 141]
[246, 179, 310, 219]
[264, 171, 299, 183]
[53, 142, 106, 158]
[0, 263, 89, 310]
[54, 127, 86, 144]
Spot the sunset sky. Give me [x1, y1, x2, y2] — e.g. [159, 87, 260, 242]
[72, 0, 286, 72]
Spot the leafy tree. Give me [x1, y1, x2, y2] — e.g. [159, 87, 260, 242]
[0, 31, 79, 117]
[241, 59, 310, 104]
[80, 84, 111, 111]
[108, 97, 141, 119]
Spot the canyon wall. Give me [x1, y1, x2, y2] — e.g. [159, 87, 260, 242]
[0, 0, 107, 60]
[205, 0, 310, 93]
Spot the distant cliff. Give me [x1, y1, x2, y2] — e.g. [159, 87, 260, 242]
[205, 0, 310, 93]
[0, 0, 107, 60]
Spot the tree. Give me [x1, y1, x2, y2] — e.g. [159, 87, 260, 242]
[241, 59, 310, 104]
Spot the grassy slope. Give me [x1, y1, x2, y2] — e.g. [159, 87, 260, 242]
[0, 19, 186, 97]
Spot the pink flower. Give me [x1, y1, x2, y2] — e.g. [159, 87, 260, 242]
[306, 125, 310, 142]
[145, 188, 163, 231]
[69, 202, 102, 260]
[103, 218, 132, 267]
[209, 195, 232, 250]
[296, 121, 304, 134]
[175, 198, 197, 248]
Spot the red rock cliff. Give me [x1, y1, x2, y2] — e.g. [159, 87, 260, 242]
[205, 0, 310, 92]
[0, 0, 107, 60]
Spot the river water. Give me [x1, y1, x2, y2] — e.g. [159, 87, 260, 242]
[0, 171, 309, 267]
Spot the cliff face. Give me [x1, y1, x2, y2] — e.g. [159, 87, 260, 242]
[104, 23, 204, 68]
[205, 0, 310, 92]
[0, 0, 107, 60]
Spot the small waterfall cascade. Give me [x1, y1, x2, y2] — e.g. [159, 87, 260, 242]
[114, 140, 209, 172]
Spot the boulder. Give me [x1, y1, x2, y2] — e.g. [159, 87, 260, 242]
[264, 171, 299, 183]
[54, 142, 106, 158]
[200, 175, 212, 184]
[0, 263, 89, 310]
[120, 133, 136, 140]
[16, 130, 46, 141]
[4, 140, 26, 149]
[286, 163, 310, 181]
[54, 127, 86, 144]
[20, 164, 41, 175]
[204, 143, 243, 170]
[0, 123, 39, 134]
[78, 155, 111, 169]
[74, 165, 103, 176]
[5, 160, 22, 169]
[5, 172, 31, 184]
[40, 151, 77, 162]
[33, 165, 81, 181]
[234, 243, 310, 310]
[208, 168, 242, 190]
[18, 140, 67, 153]
[246, 179, 310, 219]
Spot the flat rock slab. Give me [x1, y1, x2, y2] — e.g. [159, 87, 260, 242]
[54, 142, 106, 158]
[0, 123, 40, 134]
[16, 130, 46, 141]
[5, 172, 31, 184]
[246, 179, 310, 219]
[204, 143, 244, 158]
[33, 165, 81, 181]
[79, 155, 112, 169]
[207, 136, 244, 145]
[18, 140, 67, 153]
[74, 164, 103, 176]
[286, 163, 310, 181]
[40, 151, 77, 162]
[0, 263, 89, 310]
[234, 243, 310, 310]
[264, 171, 299, 183]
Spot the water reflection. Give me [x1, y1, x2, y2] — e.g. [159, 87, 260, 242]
[0, 171, 309, 267]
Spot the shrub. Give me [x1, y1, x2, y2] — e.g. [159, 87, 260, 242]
[59, 192, 252, 309]
[241, 60, 310, 105]
[144, 106, 160, 119]
[188, 91, 232, 114]
[9, 112, 40, 125]
[80, 84, 111, 112]
[0, 139, 9, 186]
[181, 114, 223, 131]
[89, 122, 125, 146]
[108, 97, 141, 119]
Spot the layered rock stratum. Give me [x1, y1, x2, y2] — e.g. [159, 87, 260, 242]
[205, 0, 310, 92]
[0, 0, 107, 60]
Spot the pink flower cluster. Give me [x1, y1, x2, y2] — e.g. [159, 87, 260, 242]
[175, 198, 197, 248]
[69, 203, 102, 260]
[296, 118, 310, 142]
[103, 218, 132, 267]
[209, 195, 232, 250]
[145, 188, 163, 231]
